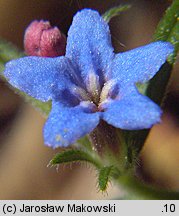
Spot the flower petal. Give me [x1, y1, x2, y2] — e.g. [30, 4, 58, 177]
[101, 90, 162, 130]
[44, 102, 100, 148]
[66, 9, 114, 85]
[108, 41, 173, 83]
[4, 56, 75, 102]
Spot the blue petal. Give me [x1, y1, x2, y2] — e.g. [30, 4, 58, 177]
[66, 9, 114, 85]
[4, 56, 76, 102]
[44, 102, 100, 148]
[101, 89, 162, 130]
[108, 42, 174, 83]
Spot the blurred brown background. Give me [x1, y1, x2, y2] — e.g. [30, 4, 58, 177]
[0, 0, 178, 199]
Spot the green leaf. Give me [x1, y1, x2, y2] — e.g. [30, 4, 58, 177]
[0, 39, 24, 63]
[117, 174, 179, 200]
[148, 0, 179, 101]
[0, 38, 51, 116]
[145, 1, 179, 106]
[98, 166, 117, 192]
[0, 39, 24, 75]
[146, 62, 172, 105]
[153, 0, 179, 64]
[49, 149, 101, 168]
[122, 1, 179, 161]
[167, 19, 179, 64]
[103, 5, 131, 23]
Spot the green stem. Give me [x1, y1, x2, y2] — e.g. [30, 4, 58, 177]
[114, 174, 179, 200]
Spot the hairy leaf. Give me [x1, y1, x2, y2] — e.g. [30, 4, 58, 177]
[98, 166, 116, 192]
[49, 149, 101, 168]
[153, 0, 179, 64]
[124, 0, 179, 157]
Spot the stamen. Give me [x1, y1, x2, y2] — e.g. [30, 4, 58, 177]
[99, 79, 116, 104]
[71, 86, 90, 101]
[86, 71, 101, 104]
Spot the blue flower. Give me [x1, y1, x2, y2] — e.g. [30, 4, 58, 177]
[4, 9, 173, 148]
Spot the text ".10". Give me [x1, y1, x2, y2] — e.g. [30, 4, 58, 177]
[163, 204, 175, 213]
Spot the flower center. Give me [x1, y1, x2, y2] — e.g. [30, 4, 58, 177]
[72, 72, 118, 112]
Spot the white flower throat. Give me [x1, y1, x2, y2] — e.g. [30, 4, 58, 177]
[72, 71, 117, 111]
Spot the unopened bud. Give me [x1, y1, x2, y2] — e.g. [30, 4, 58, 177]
[24, 20, 66, 57]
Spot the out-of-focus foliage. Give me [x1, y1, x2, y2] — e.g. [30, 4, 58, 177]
[103, 4, 131, 23]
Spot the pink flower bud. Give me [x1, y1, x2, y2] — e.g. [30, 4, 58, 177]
[24, 20, 66, 57]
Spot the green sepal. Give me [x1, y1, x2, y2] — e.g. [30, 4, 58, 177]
[49, 149, 101, 169]
[103, 5, 131, 23]
[98, 166, 118, 192]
